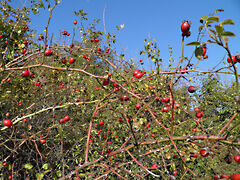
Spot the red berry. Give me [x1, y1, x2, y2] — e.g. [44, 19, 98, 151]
[133, 70, 140, 76]
[227, 55, 237, 64]
[192, 128, 197, 132]
[73, 20, 77, 25]
[162, 107, 169, 112]
[44, 49, 52, 56]
[120, 94, 129, 101]
[203, 55, 208, 59]
[230, 174, 240, 180]
[151, 164, 157, 169]
[151, 134, 155, 137]
[188, 86, 196, 93]
[69, 57, 75, 64]
[200, 148, 209, 157]
[135, 72, 143, 79]
[234, 155, 240, 163]
[3, 119, 13, 127]
[181, 21, 190, 33]
[220, 174, 229, 179]
[40, 139, 46, 143]
[146, 124, 150, 128]
[95, 39, 99, 42]
[180, 69, 186, 74]
[136, 104, 141, 109]
[99, 121, 104, 125]
[62, 58, 67, 64]
[161, 97, 169, 103]
[3, 162, 7, 167]
[0, 34, 4, 38]
[196, 118, 201, 123]
[173, 170, 177, 176]
[103, 79, 109, 86]
[202, 47, 207, 56]
[5, 41, 8, 45]
[22, 70, 30, 77]
[196, 112, 203, 118]
[108, 73, 112, 77]
[194, 107, 200, 112]
[213, 175, 220, 180]
[112, 80, 119, 87]
[118, 118, 124, 123]
[64, 116, 70, 122]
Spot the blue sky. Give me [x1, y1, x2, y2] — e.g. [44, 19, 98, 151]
[17, 0, 240, 81]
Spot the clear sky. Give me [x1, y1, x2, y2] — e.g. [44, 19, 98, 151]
[16, 0, 240, 81]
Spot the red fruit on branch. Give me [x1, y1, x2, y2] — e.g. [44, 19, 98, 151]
[103, 79, 109, 86]
[202, 47, 207, 56]
[200, 148, 210, 157]
[230, 174, 240, 180]
[3, 119, 13, 127]
[180, 69, 186, 74]
[136, 104, 141, 109]
[173, 170, 177, 176]
[69, 57, 75, 64]
[192, 128, 197, 132]
[22, 70, 30, 77]
[120, 94, 129, 101]
[40, 139, 46, 144]
[220, 174, 229, 179]
[135, 72, 143, 79]
[196, 112, 203, 118]
[161, 97, 169, 103]
[64, 116, 70, 122]
[181, 21, 190, 33]
[188, 86, 196, 93]
[227, 55, 236, 64]
[44, 49, 52, 56]
[99, 121, 104, 125]
[203, 55, 208, 59]
[162, 107, 169, 112]
[133, 70, 140, 76]
[73, 20, 77, 25]
[234, 155, 240, 163]
[181, 21, 190, 35]
[194, 107, 200, 112]
[151, 164, 158, 169]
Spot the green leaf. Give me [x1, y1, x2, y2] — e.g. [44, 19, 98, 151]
[186, 41, 200, 46]
[206, 40, 216, 44]
[195, 47, 203, 60]
[222, 36, 229, 43]
[42, 163, 49, 170]
[207, 16, 219, 22]
[215, 25, 224, 35]
[36, 173, 44, 180]
[24, 163, 33, 170]
[56, 170, 62, 177]
[221, 31, 235, 37]
[221, 19, 234, 25]
[209, 29, 216, 35]
[201, 16, 208, 21]
[198, 25, 204, 31]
